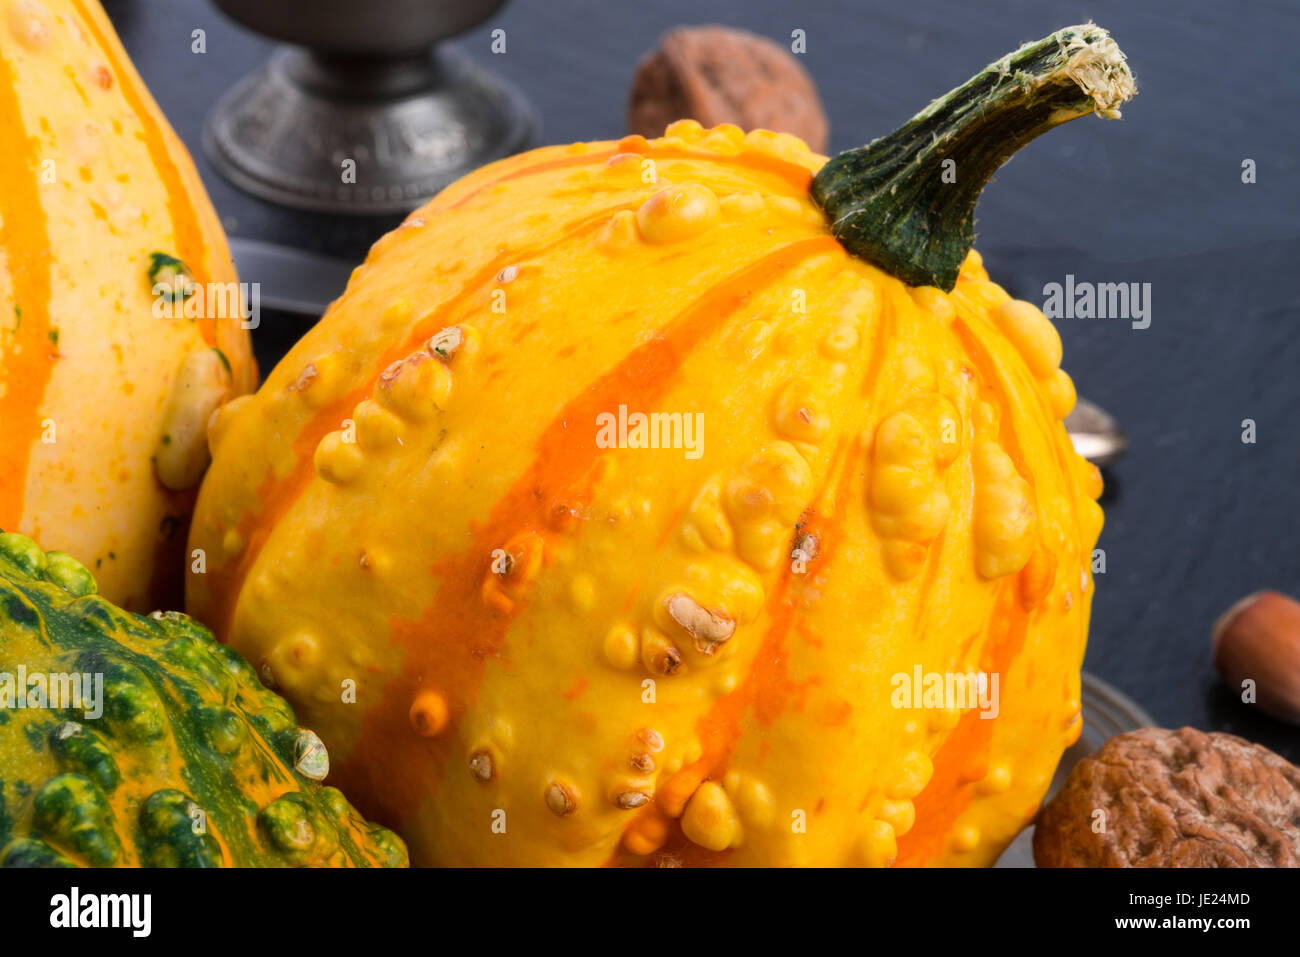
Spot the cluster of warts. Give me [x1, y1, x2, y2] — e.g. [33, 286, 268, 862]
[305, 320, 467, 484]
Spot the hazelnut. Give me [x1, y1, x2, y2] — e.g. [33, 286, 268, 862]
[628, 25, 829, 153]
[1212, 590, 1300, 725]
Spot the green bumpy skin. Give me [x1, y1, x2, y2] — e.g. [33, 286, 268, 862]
[0, 531, 407, 868]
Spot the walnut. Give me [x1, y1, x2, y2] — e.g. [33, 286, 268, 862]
[1034, 727, 1300, 867]
[628, 25, 829, 153]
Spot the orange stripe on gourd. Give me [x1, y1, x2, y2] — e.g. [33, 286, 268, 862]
[894, 581, 1030, 865]
[616, 435, 860, 863]
[0, 49, 53, 530]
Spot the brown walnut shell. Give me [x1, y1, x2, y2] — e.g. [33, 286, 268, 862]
[1034, 727, 1300, 867]
[628, 25, 829, 153]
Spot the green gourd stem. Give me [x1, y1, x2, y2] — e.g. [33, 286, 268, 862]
[811, 23, 1136, 291]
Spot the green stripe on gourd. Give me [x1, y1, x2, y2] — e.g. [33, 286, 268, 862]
[0, 530, 407, 868]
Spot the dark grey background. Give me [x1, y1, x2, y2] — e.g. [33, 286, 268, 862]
[106, 0, 1300, 760]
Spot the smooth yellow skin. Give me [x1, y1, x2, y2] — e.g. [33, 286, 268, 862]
[189, 120, 1103, 866]
[0, 0, 254, 610]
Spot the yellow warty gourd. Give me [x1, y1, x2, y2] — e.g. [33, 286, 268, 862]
[187, 25, 1132, 865]
[0, 0, 255, 610]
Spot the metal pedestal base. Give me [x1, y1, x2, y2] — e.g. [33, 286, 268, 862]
[205, 46, 535, 215]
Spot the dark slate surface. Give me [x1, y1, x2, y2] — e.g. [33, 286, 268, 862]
[107, 0, 1300, 760]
